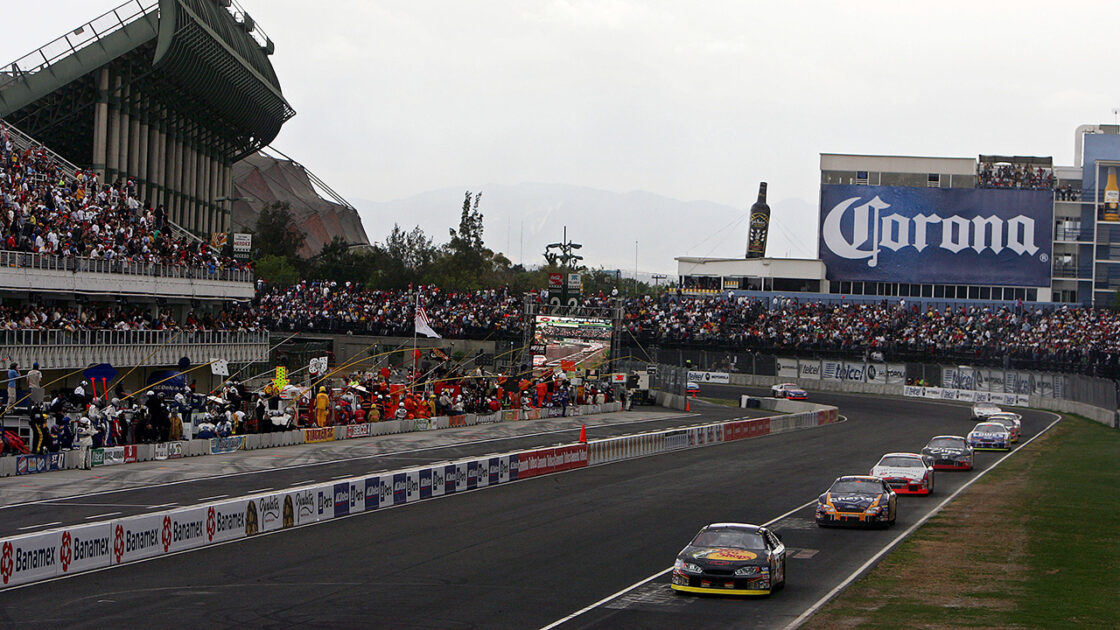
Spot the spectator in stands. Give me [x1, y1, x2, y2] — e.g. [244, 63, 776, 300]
[26, 362, 42, 404]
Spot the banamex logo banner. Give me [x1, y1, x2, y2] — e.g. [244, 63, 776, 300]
[819, 184, 1052, 286]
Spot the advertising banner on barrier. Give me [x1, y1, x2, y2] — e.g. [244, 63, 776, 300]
[59, 522, 112, 578]
[517, 445, 589, 478]
[346, 424, 374, 439]
[199, 499, 250, 545]
[123, 445, 137, 464]
[819, 184, 1053, 286]
[16, 452, 66, 475]
[154, 443, 168, 461]
[724, 418, 770, 441]
[159, 507, 209, 554]
[210, 436, 245, 455]
[687, 371, 731, 384]
[886, 363, 906, 384]
[93, 446, 126, 467]
[448, 415, 467, 427]
[798, 360, 821, 380]
[112, 514, 166, 564]
[776, 358, 798, 379]
[902, 385, 1029, 407]
[287, 488, 319, 525]
[304, 427, 335, 443]
[251, 494, 287, 533]
[0, 531, 59, 586]
[501, 410, 519, 422]
[865, 363, 887, 385]
[430, 467, 446, 498]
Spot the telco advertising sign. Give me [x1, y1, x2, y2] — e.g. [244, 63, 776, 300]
[819, 184, 1053, 286]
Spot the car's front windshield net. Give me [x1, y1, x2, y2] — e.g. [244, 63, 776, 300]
[877, 456, 922, 468]
[830, 479, 880, 494]
[690, 529, 766, 550]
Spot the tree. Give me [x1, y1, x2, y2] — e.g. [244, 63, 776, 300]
[254, 254, 300, 287]
[253, 201, 306, 260]
[310, 236, 379, 285]
[376, 224, 437, 288]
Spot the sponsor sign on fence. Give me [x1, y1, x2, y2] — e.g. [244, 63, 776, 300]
[687, 371, 730, 384]
[304, 427, 335, 443]
[903, 385, 1029, 407]
[16, 452, 66, 475]
[210, 436, 245, 455]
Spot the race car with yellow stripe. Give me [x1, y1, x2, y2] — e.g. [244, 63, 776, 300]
[671, 523, 786, 596]
[816, 475, 897, 528]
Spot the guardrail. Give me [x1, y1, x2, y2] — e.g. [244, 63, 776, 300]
[0, 250, 252, 283]
[0, 399, 838, 588]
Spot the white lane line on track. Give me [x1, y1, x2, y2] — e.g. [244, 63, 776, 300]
[84, 512, 121, 520]
[290, 480, 317, 487]
[537, 498, 819, 630]
[17, 522, 60, 531]
[782, 412, 1064, 630]
[146, 503, 178, 510]
[245, 488, 272, 494]
[196, 495, 228, 502]
[0, 412, 697, 511]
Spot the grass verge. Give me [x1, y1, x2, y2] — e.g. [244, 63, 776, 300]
[803, 415, 1119, 630]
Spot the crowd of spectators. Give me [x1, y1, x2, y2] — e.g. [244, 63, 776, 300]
[3, 282, 1120, 374]
[977, 162, 1054, 190]
[0, 132, 249, 274]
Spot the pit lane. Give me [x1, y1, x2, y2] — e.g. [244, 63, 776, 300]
[0, 405, 757, 537]
[0, 389, 1057, 629]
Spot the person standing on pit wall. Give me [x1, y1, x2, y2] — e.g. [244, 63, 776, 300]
[76, 417, 95, 470]
[26, 363, 43, 405]
[6, 363, 18, 408]
[315, 386, 330, 427]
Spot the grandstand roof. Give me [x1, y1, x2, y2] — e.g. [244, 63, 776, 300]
[0, 0, 293, 164]
[231, 149, 370, 258]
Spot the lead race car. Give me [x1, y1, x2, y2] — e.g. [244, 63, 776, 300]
[970, 402, 1002, 421]
[921, 435, 974, 470]
[671, 523, 786, 596]
[771, 383, 807, 400]
[816, 475, 897, 528]
[968, 422, 1012, 451]
[870, 452, 935, 495]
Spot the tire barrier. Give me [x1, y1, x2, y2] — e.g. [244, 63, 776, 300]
[0, 400, 833, 589]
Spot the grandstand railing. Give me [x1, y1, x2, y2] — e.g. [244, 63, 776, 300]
[0, 0, 158, 91]
[0, 328, 267, 348]
[0, 250, 253, 283]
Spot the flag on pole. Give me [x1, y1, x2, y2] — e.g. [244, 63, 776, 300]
[415, 305, 441, 338]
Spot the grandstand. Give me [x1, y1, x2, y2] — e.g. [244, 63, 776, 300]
[0, 0, 293, 237]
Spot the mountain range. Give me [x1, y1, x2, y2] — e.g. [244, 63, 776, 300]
[354, 183, 818, 278]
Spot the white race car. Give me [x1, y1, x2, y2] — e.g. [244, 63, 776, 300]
[970, 402, 1001, 421]
[771, 383, 807, 400]
[870, 452, 934, 495]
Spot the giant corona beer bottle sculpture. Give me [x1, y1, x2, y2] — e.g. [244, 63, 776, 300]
[1105, 167, 1120, 221]
[746, 182, 770, 258]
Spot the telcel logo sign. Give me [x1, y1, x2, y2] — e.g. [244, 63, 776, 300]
[822, 195, 1045, 267]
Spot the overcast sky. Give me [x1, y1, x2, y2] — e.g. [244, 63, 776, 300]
[3, 1, 1116, 264]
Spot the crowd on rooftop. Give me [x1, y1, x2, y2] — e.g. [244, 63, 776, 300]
[0, 131, 248, 274]
[977, 162, 1055, 190]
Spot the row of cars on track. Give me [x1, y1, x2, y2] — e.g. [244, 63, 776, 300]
[670, 394, 1024, 597]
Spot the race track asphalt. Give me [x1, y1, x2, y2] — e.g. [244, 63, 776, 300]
[0, 388, 1058, 630]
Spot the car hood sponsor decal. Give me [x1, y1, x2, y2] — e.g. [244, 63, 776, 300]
[684, 547, 761, 564]
[830, 494, 877, 511]
[872, 466, 924, 480]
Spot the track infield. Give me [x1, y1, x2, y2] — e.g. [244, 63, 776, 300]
[801, 414, 1119, 630]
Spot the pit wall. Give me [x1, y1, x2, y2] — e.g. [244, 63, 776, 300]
[0, 403, 623, 478]
[723, 373, 1117, 428]
[0, 403, 838, 589]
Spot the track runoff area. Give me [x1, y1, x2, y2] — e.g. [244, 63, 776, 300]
[0, 388, 1056, 629]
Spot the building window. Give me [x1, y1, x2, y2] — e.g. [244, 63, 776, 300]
[980, 287, 991, 300]
[927, 173, 941, 188]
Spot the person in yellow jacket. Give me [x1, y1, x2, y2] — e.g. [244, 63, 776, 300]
[315, 386, 330, 427]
